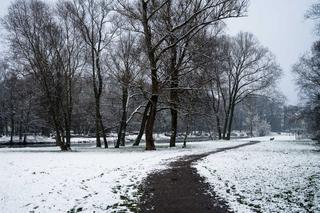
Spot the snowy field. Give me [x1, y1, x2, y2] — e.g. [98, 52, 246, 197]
[195, 137, 320, 213]
[0, 134, 174, 144]
[0, 141, 243, 213]
[1, 134, 318, 213]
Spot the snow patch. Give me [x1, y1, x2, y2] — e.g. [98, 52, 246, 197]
[194, 141, 320, 213]
[0, 140, 243, 212]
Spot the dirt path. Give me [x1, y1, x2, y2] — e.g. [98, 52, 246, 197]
[138, 142, 260, 213]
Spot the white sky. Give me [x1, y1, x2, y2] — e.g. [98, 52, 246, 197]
[0, 0, 317, 105]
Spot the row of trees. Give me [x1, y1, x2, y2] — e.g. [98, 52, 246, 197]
[293, 1, 320, 139]
[0, 0, 281, 150]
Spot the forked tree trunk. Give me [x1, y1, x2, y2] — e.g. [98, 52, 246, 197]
[116, 86, 129, 148]
[54, 127, 69, 151]
[141, 0, 159, 150]
[145, 95, 157, 150]
[133, 101, 151, 146]
[226, 101, 236, 140]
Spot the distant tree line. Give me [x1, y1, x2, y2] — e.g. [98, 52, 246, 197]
[0, 0, 283, 150]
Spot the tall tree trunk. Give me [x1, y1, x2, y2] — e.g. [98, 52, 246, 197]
[65, 76, 73, 150]
[96, 57, 108, 149]
[23, 134, 27, 144]
[216, 115, 222, 140]
[183, 114, 190, 148]
[170, 107, 178, 147]
[91, 43, 102, 148]
[116, 86, 129, 148]
[99, 115, 107, 148]
[222, 109, 230, 139]
[23, 117, 29, 145]
[56, 130, 68, 151]
[121, 123, 127, 146]
[5, 119, 8, 136]
[10, 117, 14, 144]
[145, 95, 157, 150]
[19, 121, 22, 142]
[169, 56, 179, 147]
[115, 122, 122, 148]
[226, 101, 236, 140]
[133, 101, 151, 146]
[94, 97, 102, 148]
[53, 120, 68, 151]
[50, 103, 69, 151]
[65, 122, 71, 149]
[141, 0, 159, 150]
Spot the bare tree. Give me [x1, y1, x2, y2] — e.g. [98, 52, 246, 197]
[191, 32, 229, 139]
[220, 32, 281, 139]
[194, 32, 281, 140]
[117, 0, 248, 150]
[108, 32, 143, 147]
[3, 0, 68, 150]
[306, 1, 320, 34]
[64, 0, 116, 148]
[55, 2, 86, 148]
[293, 41, 320, 101]
[3, 0, 86, 150]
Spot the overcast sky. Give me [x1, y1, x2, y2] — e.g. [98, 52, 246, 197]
[0, 0, 317, 105]
[225, 0, 317, 105]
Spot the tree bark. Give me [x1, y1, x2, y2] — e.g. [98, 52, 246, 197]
[216, 115, 222, 140]
[183, 114, 190, 148]
[10, 117, 14, 144]
[19, 120, 22, 142]
[169, 43, 179, 148]
[94, 98, 104, 148]
[145, 95, 157, 150]
[226, 101, 236, 140]
[116, 86, 128, 148]
[141, 0, 159, 150]
[23, 134, 27, 144]
[170, 107, 178, 147]
[96, 55, 108, 149]
[65, 122, 71, 149]
[222, 108, 230, 139]
[5, 119, 8, 136]
[133, 101, 151, 146]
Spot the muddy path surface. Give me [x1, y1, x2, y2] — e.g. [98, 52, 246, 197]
[138, 142, 260, 213]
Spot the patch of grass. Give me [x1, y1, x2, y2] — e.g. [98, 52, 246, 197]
[109, 181, 144, 213]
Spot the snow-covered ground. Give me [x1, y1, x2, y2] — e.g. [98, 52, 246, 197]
[0, 132, 215, 144]
[239, 133, 296, 142]
[0, 135, 55, 143]
[195, 137, 320, 213]
[0, 141, 242, 213]
[2, 134, 318, 213]
[0, 134, 172, 144]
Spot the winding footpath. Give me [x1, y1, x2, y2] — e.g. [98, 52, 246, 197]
[138, 142, 260, 213]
